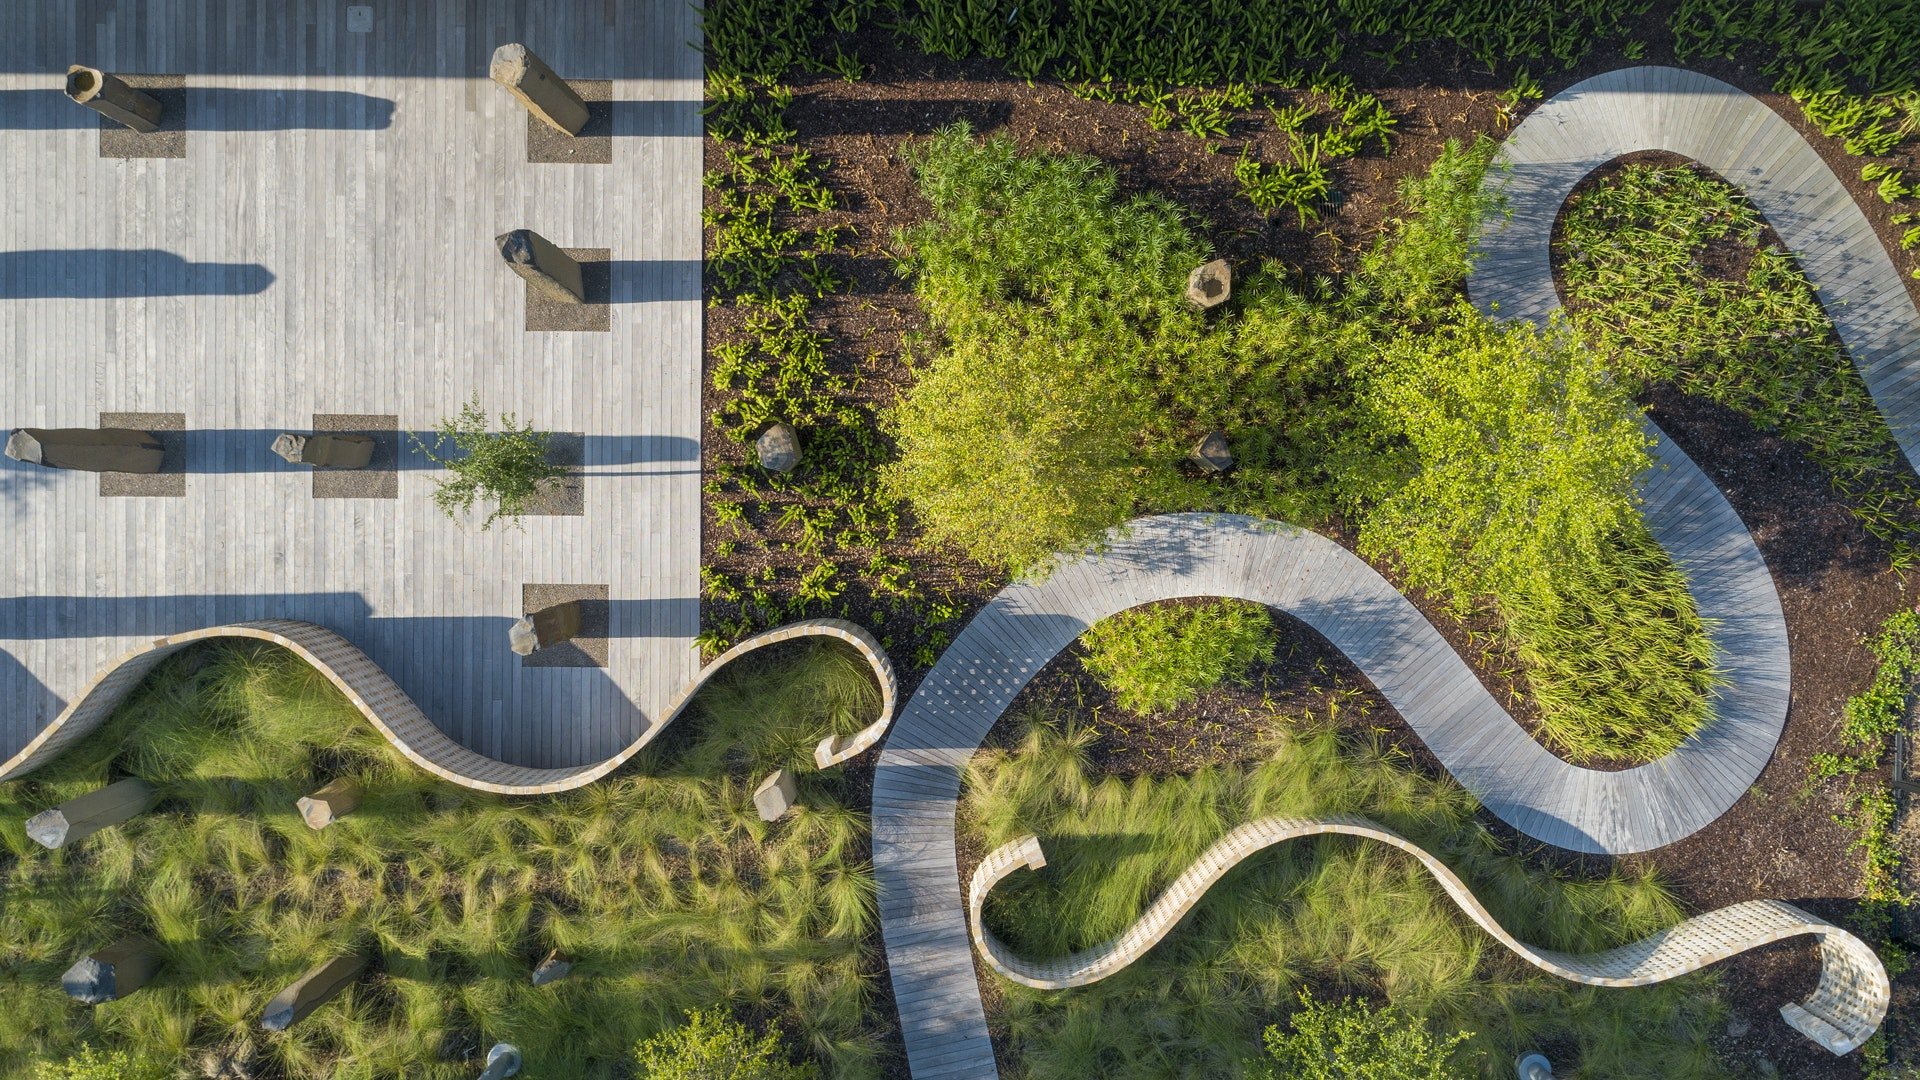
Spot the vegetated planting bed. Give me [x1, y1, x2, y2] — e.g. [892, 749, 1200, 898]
[0, 639, 898, 1080]
[696, 5, 1920, 1078]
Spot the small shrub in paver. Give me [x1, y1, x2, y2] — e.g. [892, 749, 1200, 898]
[411, 396, 564, 530]
[1080, 599, 1275, 714]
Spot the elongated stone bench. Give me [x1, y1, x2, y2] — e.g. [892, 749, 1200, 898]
[967, 813, 1889, 1056]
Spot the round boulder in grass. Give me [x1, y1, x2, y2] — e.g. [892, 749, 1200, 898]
[1186, 258, 1231, 309]
[1190, 430, 1233, 474]
[756, 422, 800, 473]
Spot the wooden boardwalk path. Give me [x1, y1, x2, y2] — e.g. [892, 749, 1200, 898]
[0, 1, 703, 771]
[873, 67, 1919, 1077]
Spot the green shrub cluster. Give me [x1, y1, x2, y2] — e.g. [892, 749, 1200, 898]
[964, 716, 1731, 1079]
[1, 641, 884, 1079]
[1080, 600, 1278, 714]
[35, 1046, 167, 1080]
[634, 1008, 817, 1080]
[889, 129, 1718, 762]
[1249, 991, 1472, 1080]
[895, 0, 1644, 82]
[1560, 163, 1920, 555]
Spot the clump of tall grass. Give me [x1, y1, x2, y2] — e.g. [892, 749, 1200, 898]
[1560, 162, 1920, 558]
[0, 639, 884, 1079]
[963, 714, 1730, 1079]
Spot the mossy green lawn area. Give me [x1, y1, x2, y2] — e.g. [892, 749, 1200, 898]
[884, 128, 1721, 764]
[965, 716, 1728, 1079]
[0, 642, 884, 1079]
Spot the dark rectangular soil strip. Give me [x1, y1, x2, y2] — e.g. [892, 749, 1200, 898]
[97, 411, 184, 497]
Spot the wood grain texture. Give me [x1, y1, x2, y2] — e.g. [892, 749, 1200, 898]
[0, 0, 702, 770]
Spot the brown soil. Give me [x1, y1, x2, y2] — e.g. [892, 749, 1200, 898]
[701, 10, 1920, 1079]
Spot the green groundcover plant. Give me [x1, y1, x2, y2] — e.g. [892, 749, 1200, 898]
[634, 1008, 818, 1079]
[1081, 600, 1278, 714]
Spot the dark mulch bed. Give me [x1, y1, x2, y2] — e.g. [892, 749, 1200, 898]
[700, 10, 1920, 1079]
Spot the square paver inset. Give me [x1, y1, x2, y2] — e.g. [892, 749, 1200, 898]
[526, 79, 612, 165]
[524, 249, 610, 332]
[97, 75, 186, 160]
[311, 414, 400, 499]
[97, 412, 185, 497]
[520, 583, 609, 668]
[524, 431, 584, 516]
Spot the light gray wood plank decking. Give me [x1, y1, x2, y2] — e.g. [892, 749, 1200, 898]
[875, 67, 1917, 1078]
[0, 1, 702, 771]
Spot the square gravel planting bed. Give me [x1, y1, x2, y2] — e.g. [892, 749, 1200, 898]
[310, 413, 400, 499]
[96, 411, 184, 497]
[96, 75, 186, 159]
[523, 431, 584, 516]
[519, 582, 609, 668]
[524, 248, 609, 332]
[526, 79, 611, 165]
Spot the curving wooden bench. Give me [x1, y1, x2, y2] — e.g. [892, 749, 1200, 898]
[0, 617, 896, 795]
[967, 814, 1889, 1056]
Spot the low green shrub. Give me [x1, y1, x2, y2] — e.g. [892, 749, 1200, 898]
[1249, 990, 1473, 1080]
[1080, 600, 1277, 714]
[634, 1008, 817, 1080]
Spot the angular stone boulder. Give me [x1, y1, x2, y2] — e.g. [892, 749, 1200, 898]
[756, 422, 801, 474]
[260, 952, 366, 1031]
[497, 229, 586, 305]
[272, 433, 376, 469]
[6, 427, 165, 473]
[753, 768, 799, 822]
[1185, 259, 1231, 309]
[510, 599, 584, 656]
[489, 44, 589, 136]
[296, 777, 362, 830]
[65, 65, 163, 132]
[1190, 429, 1233, 474]
[62, 935, 161, 1004]
[26, 778, 158, 849]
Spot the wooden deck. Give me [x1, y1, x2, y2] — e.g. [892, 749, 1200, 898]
[0, 1, 703, 769]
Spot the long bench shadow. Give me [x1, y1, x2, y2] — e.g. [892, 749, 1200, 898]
[0, 250, 273, 296]
[0, 88, 395, 129]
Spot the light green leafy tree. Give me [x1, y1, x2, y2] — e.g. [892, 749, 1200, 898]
[1249, 991, 1474, 1080]
[411, 395, 564, 531]
[634, 1008, 817, 1080]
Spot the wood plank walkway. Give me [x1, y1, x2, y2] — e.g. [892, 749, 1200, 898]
[0, 1, 703, 771]
[875, 66, 1918, 1078]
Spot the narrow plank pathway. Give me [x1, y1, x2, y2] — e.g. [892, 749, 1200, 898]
[875, 66, 1920, 1077]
